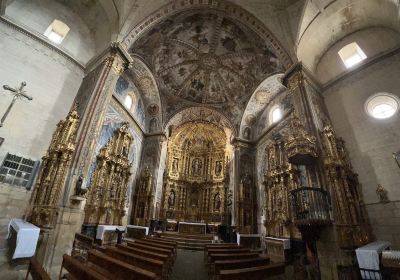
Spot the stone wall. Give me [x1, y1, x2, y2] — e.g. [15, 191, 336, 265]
[323, 50, 400, 248]
[0, 20, 84, 164]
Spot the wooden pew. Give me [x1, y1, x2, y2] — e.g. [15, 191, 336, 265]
[87, 249, 158, 280]
[213, 257, 270, 275]
[204, 244, 244, 259]
[126, 241, 175, 259]
[59, 254, 108, 280]
[71, 233, 94, 261]
[145, 237, 178, 247]
[208, 252, 260, 264]
[216, 263, 285, 280]
[116, 244, 172, 269]
[206, 248, 251, 262]
[25, 257, 51, 280]
[135, 239, 177, 257]
[103, 246, 167, 280]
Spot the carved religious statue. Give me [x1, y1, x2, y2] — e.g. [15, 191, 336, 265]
[192, 158, 202, 175]
[214, 193, 221, 211]
[376, 184, 389, 203]
[168, 190, 175, 207]
[215, 161, 222, 176]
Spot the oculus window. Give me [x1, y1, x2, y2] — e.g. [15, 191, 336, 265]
[365, 93, 399, 119]
[44, 20, 70, 44]
[338, 42, 367, 69]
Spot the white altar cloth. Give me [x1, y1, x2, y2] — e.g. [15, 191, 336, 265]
[356, 241, 391, 280]
[265, 236, 291, 250]
[236, 233, 261, 245]
[6, 219, 40, 259]
[126, 225, 149, 235]
[96, 225, 126, 240]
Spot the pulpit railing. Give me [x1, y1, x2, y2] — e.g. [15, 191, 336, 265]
[290, 187, 332, 228]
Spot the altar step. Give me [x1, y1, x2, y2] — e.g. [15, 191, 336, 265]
[160, 232, 214, 251]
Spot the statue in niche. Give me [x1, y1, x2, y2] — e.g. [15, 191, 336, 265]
[214, 193, 221, 211]
[172, 158, 179, 173]
[215, 161, 222, 176]
[243, 127, 251, 140]
[192, 158, 202, 175]
[376, 184, 389, 203]
[138, 202, 145, 218]
[74, 175, 87, 197]
[149, 118, 158, 133]
[168, 190, 175, 207]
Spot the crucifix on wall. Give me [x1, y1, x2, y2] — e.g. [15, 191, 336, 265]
[0, 82, 32, 127]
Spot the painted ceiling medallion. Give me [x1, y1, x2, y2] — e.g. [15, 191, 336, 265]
[132, 11, 282, 114]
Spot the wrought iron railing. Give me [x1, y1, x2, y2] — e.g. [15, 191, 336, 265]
[290, 187, 332, 227]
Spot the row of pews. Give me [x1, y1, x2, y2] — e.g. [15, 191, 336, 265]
[205, 243, 285, 280]
[60, 235, 178, 280]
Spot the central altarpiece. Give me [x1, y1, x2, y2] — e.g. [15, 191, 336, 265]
[160, 122, 228, 224]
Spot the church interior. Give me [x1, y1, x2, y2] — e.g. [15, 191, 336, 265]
[0, 0, 400, 279]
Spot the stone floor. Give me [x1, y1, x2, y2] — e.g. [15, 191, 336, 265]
[170, 249, 208, 280]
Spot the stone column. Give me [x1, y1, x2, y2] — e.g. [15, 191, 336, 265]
[133, 132, 166, 223]
[38, 43, 132, 278]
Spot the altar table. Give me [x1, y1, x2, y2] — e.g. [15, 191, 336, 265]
[178, 222, 206, 234]
[96, 225, 126, 240]
[356, 241, 391, 280]
[126, 225, 149, 240]
[265, 237, 291, 262]
[6, 218, 40, 259]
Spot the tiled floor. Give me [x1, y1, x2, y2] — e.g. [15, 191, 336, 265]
[170, 249, 208, 280]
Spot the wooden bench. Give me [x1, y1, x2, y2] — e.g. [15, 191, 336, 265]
[216, 263, 285, 280]
[103, 246, 167, 279]
[59, 254, 108, 280]
[126, 241, 175, 259]
[116, 244, 172, 269]
[25, 257, 51, 280]
[87, 249, 158, 280]
[206, 248, 251, 262]
[135, 239, 177, 257]
[145, 237, 178, 247]
[213, 257, 270, 275]
[208, 252, 260, 264]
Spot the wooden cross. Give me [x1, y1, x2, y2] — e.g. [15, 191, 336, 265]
[0, 82, 32, 127]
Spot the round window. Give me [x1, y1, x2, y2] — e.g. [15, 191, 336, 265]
[365, 93, 399, 119]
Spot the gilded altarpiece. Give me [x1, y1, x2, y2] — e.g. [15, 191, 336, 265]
[28, 105, 79, 228]
[161, 122, 228, 223]
[84, 123, 133, 226]
[131, 167, 155, 226]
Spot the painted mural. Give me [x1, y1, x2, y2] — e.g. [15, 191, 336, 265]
[132, 10, 282, 125]
[115, 75, 145, 127]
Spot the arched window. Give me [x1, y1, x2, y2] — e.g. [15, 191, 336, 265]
[338, 42, 367, 69]
[270, 106, 282, 124]
[365, 93, 399, 119]
[44, 19, 70, 44]
[124, 95, 133, 110]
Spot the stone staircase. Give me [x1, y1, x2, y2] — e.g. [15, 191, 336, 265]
[160, 232, 214, 251]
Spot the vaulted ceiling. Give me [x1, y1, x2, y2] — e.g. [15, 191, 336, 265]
[131, 10, 284, 126]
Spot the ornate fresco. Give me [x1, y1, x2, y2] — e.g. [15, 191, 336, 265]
[131, 11, 283, 125]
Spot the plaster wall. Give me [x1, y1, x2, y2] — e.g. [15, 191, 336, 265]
[0, 21, 84, 166]
[323, 51, 400, 247]
[5, 0, 96, 64]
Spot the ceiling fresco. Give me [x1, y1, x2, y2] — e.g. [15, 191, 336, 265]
[131, 10, 283, 126]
